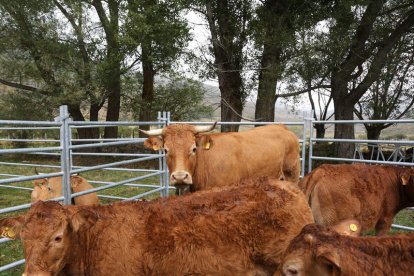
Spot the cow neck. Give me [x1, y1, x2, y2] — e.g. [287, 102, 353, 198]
[399, 182, 414, 208]
[395, 168, 411, 208]
[64, 226, 93, 275]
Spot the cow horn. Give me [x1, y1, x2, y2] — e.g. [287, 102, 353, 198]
[34, 168, 46, 175]
[138, 128, 164, 136]
[194, 122, 217, 133]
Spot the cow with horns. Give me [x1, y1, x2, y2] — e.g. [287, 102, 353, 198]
[141, 123, 300, 195]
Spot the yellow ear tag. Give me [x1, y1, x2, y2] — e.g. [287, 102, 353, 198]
[204, 141, 211, 150]
[349, 224, 358, 232]
[153, 145, 160, 151]
[1, 227, 16, 240]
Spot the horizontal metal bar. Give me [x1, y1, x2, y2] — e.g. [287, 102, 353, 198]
[70, 121, 163, 126]
[27, 152, 61, 156]
[313, 119, 414, 124]
[0, 259, 25, 272]
[0, 202, 32, 214]
[97, 194, 128, 200]
[0, 126, 60, 130]
[89, 180, 161, 188]
[170, 121, 305, 126]
[72, 138, 147, 142]
[312, 138, 414, 145]
[0, 120, 60, 126]
[0, 237, 12, 244]
[0, 146, 62, 154]
[71, 155, 162, 174]
[70, 139, 144, 150]
[0, 184, 33, 191]
[0, 139, 60, 142]
[310, 156, 414, 166]
[73, 166, 160, 173]
[70, 171, 163, 198]
[125, 186, 165, 201]
[0, 161, 60, 169]
[0, 172, 63, 185]
[0, 173, 23, 177]
[0, 194, 65, 214]
[72, 152, 159, 157]
[391, 224, 414, 231]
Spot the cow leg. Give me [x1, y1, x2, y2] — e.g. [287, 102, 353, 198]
[375, 217, 393, 236]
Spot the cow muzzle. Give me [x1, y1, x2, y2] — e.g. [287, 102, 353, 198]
[170, 171, 192, 185]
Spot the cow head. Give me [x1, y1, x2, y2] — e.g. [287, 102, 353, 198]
[399, 168, 414, 204]
[31, 178, 53, 202]
[141, 123, 216, 194]
[276, 220, 361, 276]
[0, 201, 97, 276]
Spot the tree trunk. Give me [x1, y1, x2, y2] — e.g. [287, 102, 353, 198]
[218, 72, 243, 132]
[103, 64, 121, 138]
[332, 94, 355, 158]
[89, 102, 100, 139]
[366, 127, 382, 140]
[255, 46, 280, 124]
[330, 67, 356, 158]
[204, 0, 247, 133]
[315, 124, 326, 140]
[68, 104, 98, 140]
[138, 45, 155, 136]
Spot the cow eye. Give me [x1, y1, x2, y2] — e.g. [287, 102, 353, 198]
[192, 147, 197, 153]
[164, 149, 168, 154]
[54, 235, 63, 243]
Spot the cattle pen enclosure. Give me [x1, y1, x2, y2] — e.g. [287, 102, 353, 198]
[0, 106, 413, 275]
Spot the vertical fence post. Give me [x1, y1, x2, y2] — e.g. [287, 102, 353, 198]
[163, 112, 170, 196]
[157, 111, 170, 198]
[57, 105, 72, 205]
[308, 116, 314, 173]
[301, 113, 308, 178]
[157, 112, 164, 197]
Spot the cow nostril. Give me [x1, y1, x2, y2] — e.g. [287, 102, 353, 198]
[183, 174, 188, 179]
[172, 174, 177, 180]
[287, 268, 298, 275]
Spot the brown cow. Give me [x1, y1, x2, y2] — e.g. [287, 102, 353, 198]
[31, 175, 99, 205]
[142, 124, 300, 194]
[276, 220, 414, 276]
[1, 177, 313, 276]
[299, 164, 414, 235]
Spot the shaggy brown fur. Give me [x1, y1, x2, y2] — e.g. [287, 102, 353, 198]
[299, 164, 414, 235]
[1, 177, 313, 276]
[144, 124, 301, 194]
[275, 223, 414, 276]
[31, 175, 99, 205]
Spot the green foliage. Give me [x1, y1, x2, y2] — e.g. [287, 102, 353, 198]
[122, 75, 213, 121]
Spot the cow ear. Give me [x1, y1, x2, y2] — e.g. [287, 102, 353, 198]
[144, 136, 163, 151]
[316, 247, 341, 274]
[401, 174, 410, 185]
[196, 135, 213, 150]
[0, 215, 25, 240]
[70, 209, 98, 232]
[330, 219, 361, 236]
[70, 175, 82, 188]
[33, 178, 47, 187]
